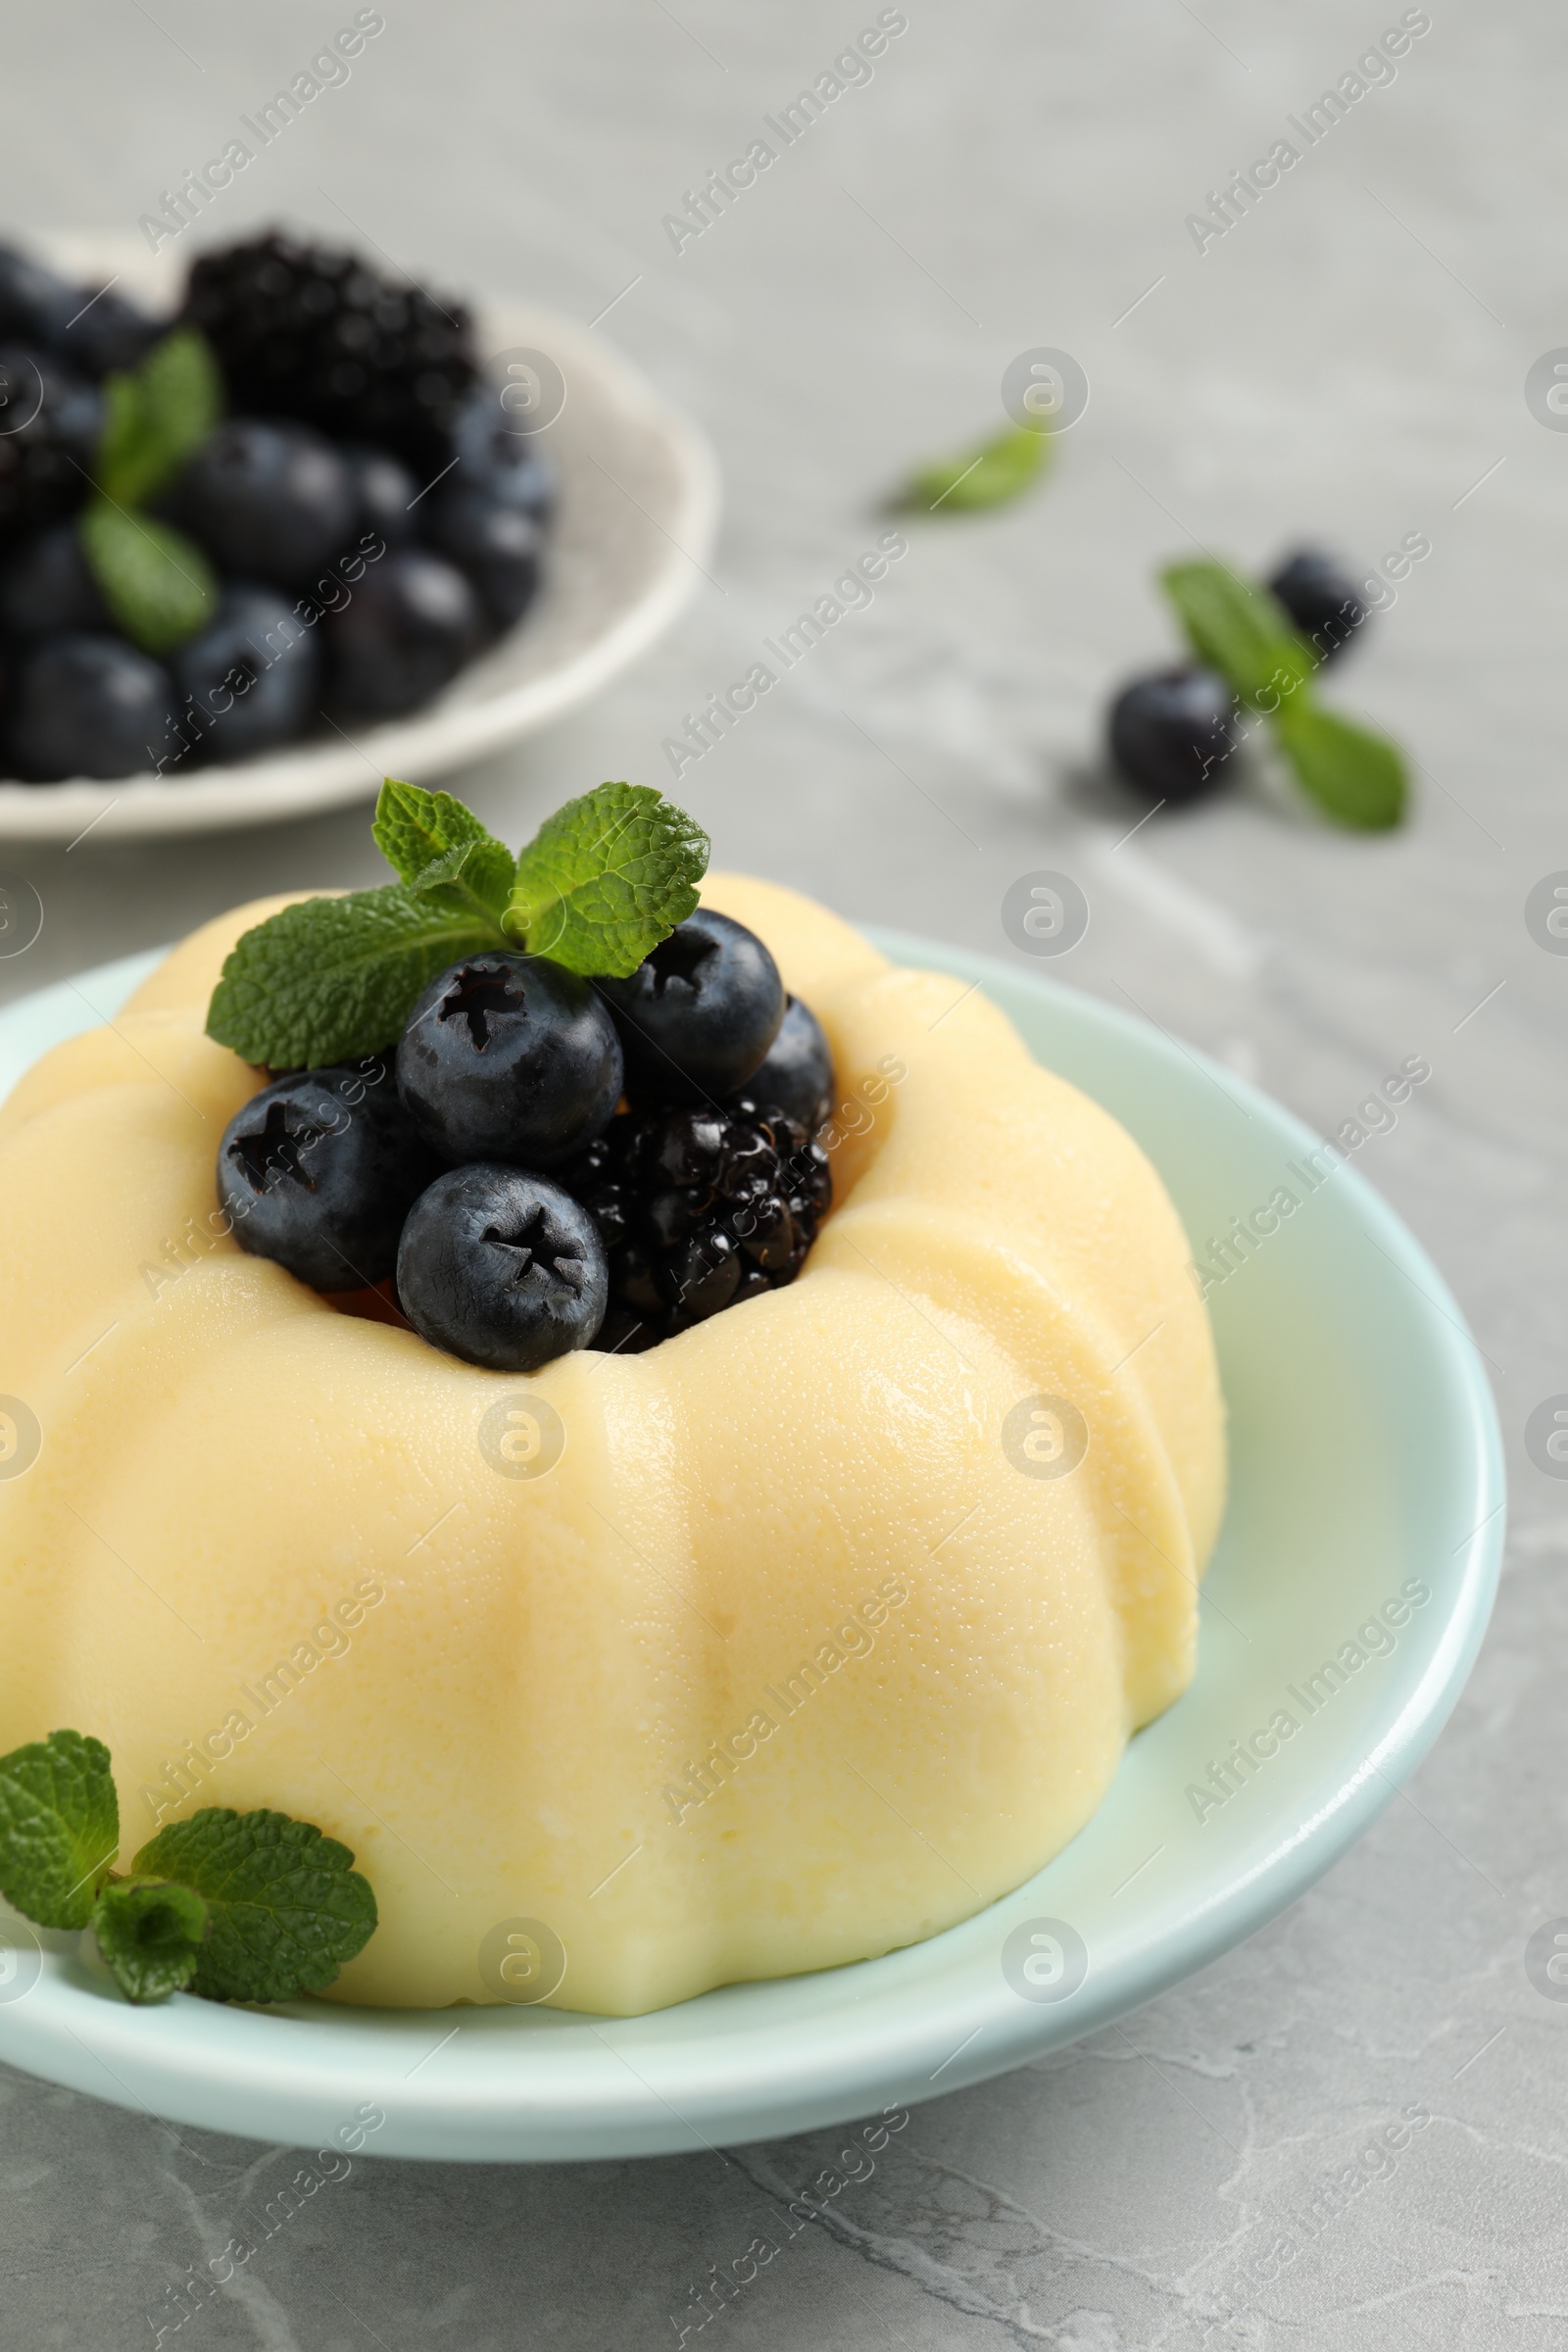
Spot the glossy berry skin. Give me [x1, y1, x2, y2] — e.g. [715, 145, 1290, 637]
[171, 586, 323, 761]
[218, 1066, 441, 1293]
[0, 248, 158, 378]
[424, 485, 543, 627]
[0, 346, 101, 543]
[1268, 548, 1366, 664]
[1107, 666, 1237, 804]
[171, 418, 359, 590]
[339, 444, 419, 549]
[325, 548, 480, 718]
[452, 388, 558, 522]
[735, 995, 834, 1131]
[4, 633, 173, 782]
[396, 953, 623, 1170]
[559, 1099, 832, 1350]
[0, 249, 74, 351]
[0, 523, 110, 638]
[599, 910, 785, 1106]
[397, 1164, 609, 1373]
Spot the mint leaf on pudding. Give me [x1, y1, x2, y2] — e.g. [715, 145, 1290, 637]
[1160, 560, 1317, 710]
[505, 781, 710, 976]
[1274, 702, 1407, 831]
[206, 885, 510, 1067]
[372, 778, 502, 885]
[897, 421, 1053, 514]
[414, 836, 516, 929]
[91, 1878, 207, 2005]
[131, 1807, 377, 2003]
[94, 324, 223, 511]
[205, 780, 710, 1063]
[0, 1728, 119, 1931]
[79, 498, 218, 656]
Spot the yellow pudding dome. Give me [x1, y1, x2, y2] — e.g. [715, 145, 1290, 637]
[0, 876, 1224, 2015]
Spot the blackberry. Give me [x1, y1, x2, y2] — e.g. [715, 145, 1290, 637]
[0, 345, 101, 544]
[185, 230, 478, 471]
[559, 1102, 833, 1352]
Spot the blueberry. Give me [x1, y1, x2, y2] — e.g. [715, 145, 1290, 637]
[1268, 549, 1366, 664]
[452, 387, 558, 522]
[599, 910, 785, 1105]
[325, 548, 480, 718]
[397, 1164, 609, 1372]
[171, 419, 359, 589]
[732, 995, 834, 1130]
[396, 952, 623, 1168]
[63, 288, 162, 380]
[4, 632, 174, 781]
[171, 586, 323, 762]
[424, 484, 543, 627]
[0, 248, 74, 351]
[339, 444, 419, 549]
[0, 345, 101, 542]
[0, 523, 109, 638]
[1106, 667, 1237, 804]
[218, 1065, 441, 1293]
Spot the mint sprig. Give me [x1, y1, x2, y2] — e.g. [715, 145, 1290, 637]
[80, 323, 224, 656]
[1159, 559, 1407, 831]
[0, 1728, 377, 2007]
[133, 1809, 377, 2005]
[0, 1729, 118, 1931]
[895, 421, 1054, 514]
[206, 778, 711, 1068]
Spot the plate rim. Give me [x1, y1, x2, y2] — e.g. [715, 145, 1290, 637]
[0, 932, 1505, 2161]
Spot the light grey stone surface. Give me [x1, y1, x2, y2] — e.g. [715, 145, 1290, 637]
[1, 2, 1564, 2344]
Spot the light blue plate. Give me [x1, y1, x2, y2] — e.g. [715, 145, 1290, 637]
[0, 934, 1503, 2162]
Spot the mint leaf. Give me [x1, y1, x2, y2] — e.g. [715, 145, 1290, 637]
[92, 1878, 207, 2004]
[0, 1730, 119, 1931]
[1275, 703, 1407, 831]
[897, 422, 1053, 514]
[79, 498, 218, 656]
[1161, 561, 1317, 710]
[95, 324, 223, 510]
[206, 885, 509, 1067]
[505, 781, 709, 976]
[372, 778, 501, 884]
[414, 837, 516, 929]
[131, 1808, 376, 2003]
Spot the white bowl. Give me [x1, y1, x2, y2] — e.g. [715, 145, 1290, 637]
[0, 236, 718, 842]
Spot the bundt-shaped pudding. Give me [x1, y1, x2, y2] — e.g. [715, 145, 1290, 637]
[0, 858, 1225, 2015]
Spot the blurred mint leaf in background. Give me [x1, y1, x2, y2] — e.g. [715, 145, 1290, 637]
[895, 421, 1054, 514]
[1160, 561, 1316, 710]
[79, 498, 217, 655]
[1275, 702, 1407, 831]
[94, 324, 222, 510]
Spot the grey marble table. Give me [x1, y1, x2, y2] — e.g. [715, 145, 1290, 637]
[3, 2, 1565, 2344]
